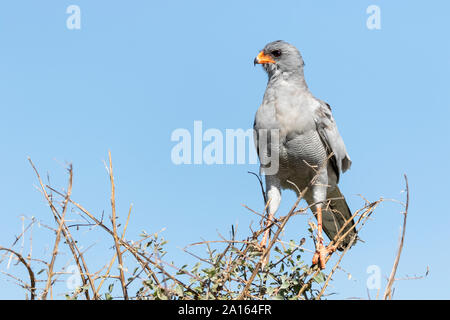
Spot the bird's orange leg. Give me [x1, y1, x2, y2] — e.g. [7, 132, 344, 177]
[312, 207, 336, 269]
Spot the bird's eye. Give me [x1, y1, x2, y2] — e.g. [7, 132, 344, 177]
[271, 50, 282, 58]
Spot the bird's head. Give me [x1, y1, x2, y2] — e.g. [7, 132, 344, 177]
[254, 40, 305, 77]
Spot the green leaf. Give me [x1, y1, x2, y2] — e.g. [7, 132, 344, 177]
[289, 240, 296, 250]
[313, 272, 325, 284]
[191, 262, 201, 273]
[132, 266, 139, 275]
[174, 285, 184, 297]
[280, 281, 290, 289]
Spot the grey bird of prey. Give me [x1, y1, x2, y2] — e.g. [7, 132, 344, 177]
[253, 40, 356, 269]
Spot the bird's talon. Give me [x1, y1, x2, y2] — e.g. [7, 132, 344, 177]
[327, 244, 337, 253]
[312, 251, 319, 265]
[312, 242, 333, 270]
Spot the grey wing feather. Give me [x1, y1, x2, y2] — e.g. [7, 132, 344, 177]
[253, 119, 259, 159]
[253, 119, 265, 175]
[314, 100, 352, 182]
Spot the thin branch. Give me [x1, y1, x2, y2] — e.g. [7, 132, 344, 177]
[383, 175, 409, 300]
[28, 159, 96, 300]
[108, 151, 129, 300]
[0, 247, 36, 300]
[41, 164, 73, 300]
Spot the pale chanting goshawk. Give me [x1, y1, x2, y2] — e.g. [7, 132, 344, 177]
[253, 40, 356, 269]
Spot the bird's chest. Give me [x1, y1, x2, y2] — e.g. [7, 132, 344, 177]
[261, 89, 316, 136]
[276, 132, 327, 191]
[278, 129, 327, 173]
[255, 86, 327, 183]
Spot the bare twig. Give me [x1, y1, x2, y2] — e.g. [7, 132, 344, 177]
[29, 159, 96, 300]
[41, 164, 73, 300]
[0, 247, 36, 300]
[108, 151, 129, 300]
[383, 175, 409, 300]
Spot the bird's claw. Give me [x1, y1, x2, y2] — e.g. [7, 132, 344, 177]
[312, 242, 336, 270]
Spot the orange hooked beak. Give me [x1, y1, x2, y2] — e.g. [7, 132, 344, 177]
[253, 51, 275, 65]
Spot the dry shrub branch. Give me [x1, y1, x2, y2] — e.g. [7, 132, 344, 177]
[0, 154, 412, 300]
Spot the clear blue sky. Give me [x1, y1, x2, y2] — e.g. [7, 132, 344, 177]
[0, 1, 449, 299]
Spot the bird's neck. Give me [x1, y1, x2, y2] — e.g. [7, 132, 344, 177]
[267, 70, 308, 92]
